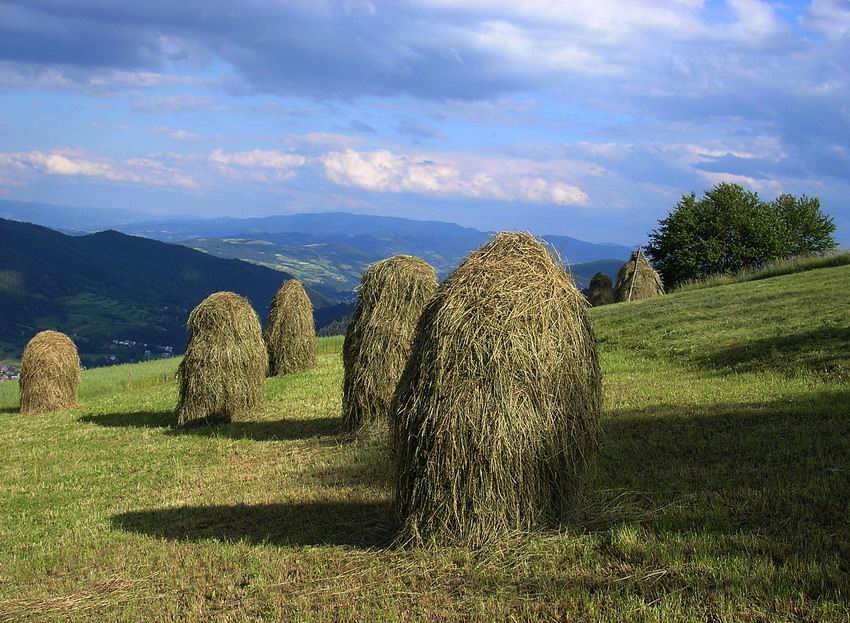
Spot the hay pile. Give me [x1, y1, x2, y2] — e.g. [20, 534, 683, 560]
[176, 292, 267, 426]
[342, 255, 438, 433]
[265, 279, 317, 376]
[587, 272, 615, 307]
[392, 232, 602, 547]
[615, 249, 664, 302]
[19, 330, 80, 414]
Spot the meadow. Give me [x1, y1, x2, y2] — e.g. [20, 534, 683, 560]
[0, 265, 848, 621]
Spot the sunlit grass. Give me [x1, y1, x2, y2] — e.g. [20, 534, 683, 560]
[0, 275, 848, 621]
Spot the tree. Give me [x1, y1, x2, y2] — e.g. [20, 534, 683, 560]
[646, 183, 836, 287]
[771, 194, 836, 256]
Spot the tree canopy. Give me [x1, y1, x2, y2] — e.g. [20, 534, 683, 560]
[646, 183, 836, 287]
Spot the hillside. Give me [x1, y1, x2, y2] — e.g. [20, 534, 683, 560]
[0, 218, 330, 365]
[0, 265, 846, 620]
[1, 200, 632, 300]
[185, 233, 625, 298]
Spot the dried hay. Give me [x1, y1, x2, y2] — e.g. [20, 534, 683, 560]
[342, 255, 438, 433]
[19, 330, 80, 414]
[615, 249, 664, 302]
[265, 279, 317, 376]
[588, 272, 615, 307]
[393, 232, 602, 547]
[176, 291, 267, 426]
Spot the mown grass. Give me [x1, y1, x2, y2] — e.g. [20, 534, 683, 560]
[1, 268, 849, 621]
[674, 250, 850, 293]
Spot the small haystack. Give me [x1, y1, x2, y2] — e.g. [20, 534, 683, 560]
[615, 249, 664, 302]
[393, 232, 602, 547]
[265, 279, 317, 376]
[176, 292, 267, 426]
[587, 272, 615, 307]
[342, 255, 438, 433]
[19, 330, 80, 414]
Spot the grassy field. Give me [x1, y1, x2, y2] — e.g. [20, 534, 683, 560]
[0, 266, 848, 621]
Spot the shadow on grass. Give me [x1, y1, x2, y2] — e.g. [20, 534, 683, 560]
[587, 388, 850, 564]
[698, 326, 850, 379]
[173, 416, 341, 441]
[80, 410, 342, 441]
[80, 410, 175, 428]
[112, 501, 395, 548]
[0, 405, 18, 414]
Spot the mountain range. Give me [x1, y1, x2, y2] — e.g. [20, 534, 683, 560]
[0, 200, 633, 363]
[0, 218, 336, 366]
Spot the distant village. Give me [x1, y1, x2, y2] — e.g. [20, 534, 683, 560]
[0, 340, 176, 381]
[0, 364, 19, 382]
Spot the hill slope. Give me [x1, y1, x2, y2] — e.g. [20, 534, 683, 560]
[0, 264, 846, 620]
[184, 233, 625, 298]
[0, 218, 329, 364]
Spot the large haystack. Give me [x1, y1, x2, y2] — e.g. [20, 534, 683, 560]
[393, 232, 602, 547]
[587, 272, 615, 307]
[615, 249, 664, 302]
[265, 279, 317, 376]
[342, 255, 438, 433]
[19, 330, 80, 414]
[176, 292, 267, 426]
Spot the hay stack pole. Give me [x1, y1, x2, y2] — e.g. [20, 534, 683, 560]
[264, 279, 317, 376]
[392, 232, 602, 547]
[176, 291, 267, 426]
[19, 330, 81, 414]
[615, 249, 664, 302]
[342, 255, 438, 433]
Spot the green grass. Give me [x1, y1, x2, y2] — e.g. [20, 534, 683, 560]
[1, 272, 848, 621]
[674, 250, 850, 293]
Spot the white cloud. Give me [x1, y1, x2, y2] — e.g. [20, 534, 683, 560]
[321, 148, 590, 206]
[0, 149, 197, 188]
[209, 149, 307, 182]
[153, 127, 205, 142]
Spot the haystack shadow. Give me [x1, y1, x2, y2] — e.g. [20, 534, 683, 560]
[79, 409, 174, 428]
[582, 388, 850, 569]
[698, 326, 850, 377]
[80, 410, 342, 441]
[112, 500, 395, 549]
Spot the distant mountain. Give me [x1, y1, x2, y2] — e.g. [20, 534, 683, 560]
[0, 199, 152, 233]
[124, 212, 632, 264]
[0, 219, 332, 366]
[120, 212, 631, 299]
[0, 200, 633, 303]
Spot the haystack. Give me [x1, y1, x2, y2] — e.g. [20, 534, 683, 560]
[342, 255, 438, 433]
[587, 272, 615, 307]
[176, 292, 267, 426]
[265, 279, 317, 376]
[392, 232, 602, 547]
[19, 330, 80, 414]
[615, 249, 664, 302]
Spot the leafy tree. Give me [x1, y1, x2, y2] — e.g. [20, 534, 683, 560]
[646, 183, 836, 287]
[771, 194, 836, 256]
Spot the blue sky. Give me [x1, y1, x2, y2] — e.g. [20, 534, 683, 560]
[0, 0, 848, 244]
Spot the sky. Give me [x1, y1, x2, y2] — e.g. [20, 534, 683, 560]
[0, 0, 848, 244]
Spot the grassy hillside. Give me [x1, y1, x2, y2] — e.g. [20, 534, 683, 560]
[0, 218, 333, 366]
[0, 268, 848, 621]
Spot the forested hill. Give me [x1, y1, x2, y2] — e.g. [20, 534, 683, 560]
[0, 218, 328, 365]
